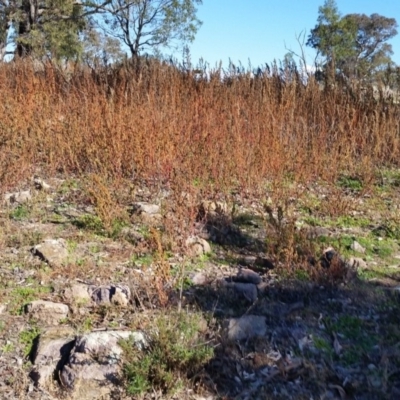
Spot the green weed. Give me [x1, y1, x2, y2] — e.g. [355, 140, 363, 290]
[121, 311, 213, 396]
[1, 342, 14, 353]
[294, 269, 310, 281]
[9, 204, 30, 220]
[131, 253, 154, 268]
[338, 175, 363, 191]
[72, 214, 104, 234]
[19, 326, 41, 357]
[323, 315, 377, 366]
[313, 336, 334, 357]
[9, 285, 52, 315]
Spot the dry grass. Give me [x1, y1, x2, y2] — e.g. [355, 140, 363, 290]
[0, 59, 399, 234]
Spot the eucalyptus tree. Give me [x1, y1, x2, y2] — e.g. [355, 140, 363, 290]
[307, 0, 397, 82]
[94, 0, 202, 59]
[0, 0, 112, 61]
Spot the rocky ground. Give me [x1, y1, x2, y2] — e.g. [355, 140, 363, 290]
[1, 172, 400, 399]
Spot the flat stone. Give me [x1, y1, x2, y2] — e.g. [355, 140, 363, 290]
[32, 238, 69, 267]
[25, 300, 69, 325]
[227, 315, 267, 340]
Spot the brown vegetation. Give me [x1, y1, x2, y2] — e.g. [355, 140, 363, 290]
[1, 59, 399, 192]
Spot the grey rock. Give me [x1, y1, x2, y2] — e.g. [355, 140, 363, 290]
[348, 257, 368, 270]
[91, 284, 131, 307]
[351, 241, 366, 254]
[186, 236, 211, 256]
[30, 326, 76, 388]
[236, 268, 262, 284]
[32, 238, 69, 267]
[232, 282, 258, 302]
[239, 255, 257, 266]
[31, 328, 146, 399]
[133, 202, 160, 215]
[227, 315, 267, 340]
[111, 286, 130, 307]
[33, 177, 51, 191]
[63, 284, 92, 304]
[4, 189, 32, 205]
[25, 300, 69, 325]
[59, 330, 147, 399]
[190, 272, 208, 285]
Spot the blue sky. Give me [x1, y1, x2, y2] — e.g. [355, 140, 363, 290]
[188, 0, 400, 69]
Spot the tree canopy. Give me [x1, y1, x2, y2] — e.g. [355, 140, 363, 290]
[307, 0, 398, 82]
[0, 0, 202, 63]
[95, 0, 202, 59]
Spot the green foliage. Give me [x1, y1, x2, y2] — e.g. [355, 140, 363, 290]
[13, 0, 86, 59]
[73, 214, 104, 233]
[121, 311, 213, 396]
[294, 269, 310, 281]
[333, 215, 371, 229]
[8, 285, 52, 315]
[307, 0, 355, 65]
[9, 205, 30, 221]
[313, 315, 378, 365]
[72, 213, 128, 238]
[308, 0, 398, 81]
[131, 253, 154, 268]
[313, 336, 334, 357]
[327, 315, 377, 366]
[337, 175, 363, 191]
[19, 326, 41, 357]
[98, 0, 203, 58]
